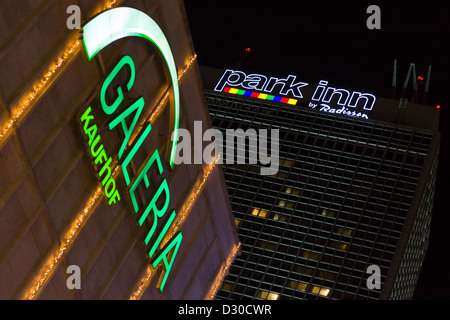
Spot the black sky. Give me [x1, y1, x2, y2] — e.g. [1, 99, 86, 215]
[183, 0, 450, 299]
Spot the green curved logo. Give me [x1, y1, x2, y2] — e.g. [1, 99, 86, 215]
[82, 6, 180, 169]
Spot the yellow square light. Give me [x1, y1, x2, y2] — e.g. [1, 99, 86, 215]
[258, 93, 268, 99]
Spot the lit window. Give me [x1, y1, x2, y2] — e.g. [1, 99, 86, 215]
[235, 219, 241, 227]
[251, 208, 268, 217]
[280, 159, 294, 167]
[257, 290, 279, 300]
[259, 241, 277, 251]
[275, 172, 288, 179]
[320, 288, 330, 296]
[222, 281, 233, 291]
[310, 286, 320, 295]
[310, 286, 330, 297]
[336, 227, 352, 236]
[287, 281, 307, 292]
[267, 292, 279, 300]
[297, 282, 307, 292]
[319, 271, 337, 281]
[273, 213, 288, 222]
[278, 200, 294, 208]
[329, 241, 348, 250]
[285, 187, 301, 195]
[303, 251, 320, 260]
[321, 209, 337, 217]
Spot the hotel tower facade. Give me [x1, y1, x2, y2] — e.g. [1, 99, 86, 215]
[202, 67, 440, 300]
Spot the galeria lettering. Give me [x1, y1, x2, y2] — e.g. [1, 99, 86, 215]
[81, 7, 183, 292]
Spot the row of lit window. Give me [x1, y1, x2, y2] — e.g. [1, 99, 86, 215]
[255, 284, 331, 300]
[246, 207, 352, 238]
[237, 161, 419, 197]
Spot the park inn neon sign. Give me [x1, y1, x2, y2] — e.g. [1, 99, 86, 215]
[80, 7, 181, 292]
[215, 69, 376, 119]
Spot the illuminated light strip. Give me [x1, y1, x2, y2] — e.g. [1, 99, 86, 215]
[205, 243, 241, 300]
[129, 155, 220, 299]
[20, 165, 121, 300]
[0, 0, 124, 150]
[162, 155, 221, 247]
[223, 87, 297, 105]
[20, 185, 103, 300]
[0, 117, 14, 145]
[129, 265, 155, 300]
[0, 36, 81, 149]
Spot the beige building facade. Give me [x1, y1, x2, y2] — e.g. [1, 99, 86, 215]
[0, 0, 239, 300]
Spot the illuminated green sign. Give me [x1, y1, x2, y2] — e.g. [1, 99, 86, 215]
[80, 106, 120, 205]
[82, 7, 180, 168]
[82, 7, 182, 292]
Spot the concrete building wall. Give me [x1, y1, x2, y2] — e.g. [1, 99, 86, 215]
[0, 0, 239, 300]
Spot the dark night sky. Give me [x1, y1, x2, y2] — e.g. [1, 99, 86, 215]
[183, 0, 450, 299]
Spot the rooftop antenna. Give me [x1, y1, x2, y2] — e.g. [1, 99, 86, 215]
[412, 63, 418, 103]
[423, 65, 432, 104]
[401, 62, 417, 100]
[392, 59, 397, 98]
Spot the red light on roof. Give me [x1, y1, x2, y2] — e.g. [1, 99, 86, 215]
[245, 47, 251, 53]
[417, 76, 424, 81]
[436, 105, 441, 109]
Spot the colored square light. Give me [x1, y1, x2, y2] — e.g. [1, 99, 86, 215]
[222, 87, 297, 107]
[258, 93, 268, 99]
[273, 96, 282, 102]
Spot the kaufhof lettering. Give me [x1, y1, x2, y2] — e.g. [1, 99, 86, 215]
[80, 106, 120, 205]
